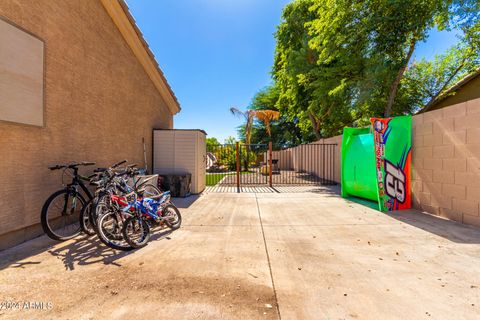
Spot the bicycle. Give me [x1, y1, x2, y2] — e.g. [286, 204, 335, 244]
[41, 161, 96, 240]
[120, 191, 181, 249]
[83, 162, 162, 251]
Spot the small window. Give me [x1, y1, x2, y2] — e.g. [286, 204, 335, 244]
[0, 18, 44, 127]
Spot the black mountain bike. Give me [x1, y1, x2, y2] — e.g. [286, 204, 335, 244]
[41, 162, 96, 240]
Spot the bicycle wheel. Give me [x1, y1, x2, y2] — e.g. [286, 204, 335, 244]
[79, 198, 96, 236]
[41, 189, 85, 241]
[162, 204, 182, 230]
[95, 203, 133, 251]
[142, 183, 162, 198]
[122, 216, 151, 249]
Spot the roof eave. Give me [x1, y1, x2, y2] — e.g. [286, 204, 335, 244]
[420, 67, 480, 113]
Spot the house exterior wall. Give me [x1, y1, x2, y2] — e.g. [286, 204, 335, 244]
[0, 0, 174, 249]
[430, 75, 480, 111]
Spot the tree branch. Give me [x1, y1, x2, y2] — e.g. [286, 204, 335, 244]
[422, 59, 467, 112]
[385, 37, 417, 117]
[308, 111, 322, 140]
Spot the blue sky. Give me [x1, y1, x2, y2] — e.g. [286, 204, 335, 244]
[127, 0, 460, 142]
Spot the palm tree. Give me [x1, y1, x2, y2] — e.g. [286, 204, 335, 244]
[230, 108, 281, 171]
[229, 107, 257, 145]
[229, 108, 281, 142]
[230, 107, 257, 171]
[254, 110, 280, 139]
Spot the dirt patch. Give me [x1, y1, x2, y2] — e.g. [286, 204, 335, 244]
[1, 259, 277, 320]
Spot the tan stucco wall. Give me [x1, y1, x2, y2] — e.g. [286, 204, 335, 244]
[0, 0, 173, 248]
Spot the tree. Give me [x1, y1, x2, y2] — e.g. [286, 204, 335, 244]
[230, 106, 281, 142]
[230, 103, 282, 170]
[272, 0, 480, 140]
[206, 137, 221, 149]
[274, 0, 361, 138]
[307, 0, 480, 117]
[224, 136, 237, 145]
[229, 108, 257, 145]
[400, 45, 480, 113]
[238, 85, 312, 148]
[254, 110, 280, 138]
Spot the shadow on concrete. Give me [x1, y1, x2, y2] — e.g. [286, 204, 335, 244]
[345, 195, 480, 244]
[0, 235, 55, 271]
[47, 227, 173, 270]
[204, 184, 341, 195]
[173, 194, 201, 208]
[0, 227, 173, 271]
[344, 196, 379, 210]
[386, 209, 480, 244]
[47, 236, 132, 270]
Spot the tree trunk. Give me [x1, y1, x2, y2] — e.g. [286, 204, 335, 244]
[308, 112, 322, 140]
[385, 38, 417, 117]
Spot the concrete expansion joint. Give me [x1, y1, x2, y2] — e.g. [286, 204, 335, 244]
[255, 193, 282, 320]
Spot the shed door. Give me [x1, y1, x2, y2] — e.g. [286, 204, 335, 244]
[153, 131, 175, 174]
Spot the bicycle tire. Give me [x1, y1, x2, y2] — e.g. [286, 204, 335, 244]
[141, 183, 162, 198]
[163, 204, 182, 230]
[41, 189, 86, 241]
[79, 198, 96, 236]
[122, 216, 151, 249]
[95, 205, 134, 251]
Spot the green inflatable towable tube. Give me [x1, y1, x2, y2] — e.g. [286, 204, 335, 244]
[341, 127, 378, 202]
[341, 116, 412, 212]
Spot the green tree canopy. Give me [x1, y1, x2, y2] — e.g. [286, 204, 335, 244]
[269, 0, 480, 139]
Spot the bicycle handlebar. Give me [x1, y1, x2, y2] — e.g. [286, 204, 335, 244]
[48, 161, 96, 171]
[48, 164, 65, 171]
[112, 160, 127, 168]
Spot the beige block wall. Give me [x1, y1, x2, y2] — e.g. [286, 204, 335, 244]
[271, 100, 480, 228]
[0, 0, 173, 248]
[412, 98, 480, 227]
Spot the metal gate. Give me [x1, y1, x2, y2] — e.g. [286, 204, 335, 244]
[206, 142, 337, 188]
[239, 144, 269, 185]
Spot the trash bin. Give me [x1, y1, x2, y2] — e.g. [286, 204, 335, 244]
[158, 173, 192, 197]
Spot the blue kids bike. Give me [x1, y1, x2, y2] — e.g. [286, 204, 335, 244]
[120, 191, 182, 248]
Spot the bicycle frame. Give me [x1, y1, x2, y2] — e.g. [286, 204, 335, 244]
[115, 192, 171, 222]
[69, 174, 94, 200]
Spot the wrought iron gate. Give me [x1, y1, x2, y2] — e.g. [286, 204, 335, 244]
[239, 144, 269, 185]
[206, 142, 337, 188]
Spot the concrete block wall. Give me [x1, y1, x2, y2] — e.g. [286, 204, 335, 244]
[412, 98, 480, 227]
[270, 100, 479, 228]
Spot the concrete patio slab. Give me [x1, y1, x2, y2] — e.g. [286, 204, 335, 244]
[258, 193, 480, 320]
[0, 188, 479, 319]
